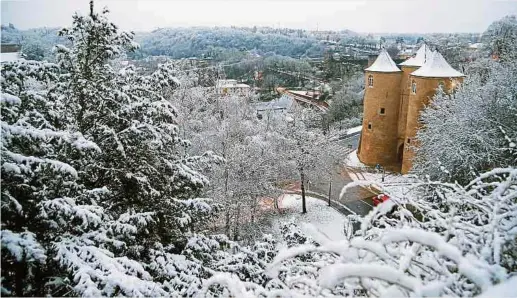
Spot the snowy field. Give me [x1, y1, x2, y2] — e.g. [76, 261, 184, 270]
[272, 194, 346, 241]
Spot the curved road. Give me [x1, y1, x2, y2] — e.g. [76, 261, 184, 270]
[307, 133, 378, 216]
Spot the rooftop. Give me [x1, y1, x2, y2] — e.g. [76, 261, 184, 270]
[365, 49, 401, 73]
[1, 43, 22, 63]
[1, 52, 22, 63]
[253, 94, 294, 111]
[399, 44, 433, 67]
[216, 79, 250, 88]
[411, 51, 464, 78]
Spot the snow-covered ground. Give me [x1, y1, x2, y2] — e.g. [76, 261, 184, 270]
[344, 149, 367, 170]
[346, 125, 362, 135]
[343, 150, 417, 201]
[273, 194, 346, 242]
[344, 150, 407, 183]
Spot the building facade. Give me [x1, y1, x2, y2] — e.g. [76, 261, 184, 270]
[1, 44, 22, 63]
[216, 79, 251, 97]
[357, 45, 464, 173]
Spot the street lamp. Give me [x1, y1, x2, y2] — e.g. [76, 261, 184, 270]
[375, 164, 386, 182]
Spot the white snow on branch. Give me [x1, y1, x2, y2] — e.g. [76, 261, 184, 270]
[318, 263, 422, 291]
[0, 93, 21, 105]
[381, 228, 491, 290]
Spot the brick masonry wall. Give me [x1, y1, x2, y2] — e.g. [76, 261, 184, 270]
[397, 66, 418, 142]
[358, 71, 402, 167]
[401, 76, 464, 173]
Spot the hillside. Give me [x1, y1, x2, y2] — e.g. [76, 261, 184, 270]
[1, 24, 357, 61]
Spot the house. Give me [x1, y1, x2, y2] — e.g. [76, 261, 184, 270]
[1, 44, 22, 63]
[276, 87, 329, 112]
[467, 42, 483, 51]
[252, 94, 296, 120]
[216, 79, 251, 97]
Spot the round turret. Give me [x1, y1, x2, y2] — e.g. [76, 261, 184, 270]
[401, 51, 464, 173]
[358, 49, 402, 167]
[397, 44, 433, 163]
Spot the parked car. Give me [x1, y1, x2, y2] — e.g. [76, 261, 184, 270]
[372, 194, 390, 206]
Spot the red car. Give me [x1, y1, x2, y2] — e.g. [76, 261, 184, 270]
[372, 194, 390, 206]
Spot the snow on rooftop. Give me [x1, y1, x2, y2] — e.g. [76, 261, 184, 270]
[469, 42, 483, 49]
[1, 52, 22, 63]
[411, 51, 464, 78]
[216, 79, 250, 88]
[253, 94, 294, 111]
[399, 44, 433, 67]
[365, 49, 401, 73]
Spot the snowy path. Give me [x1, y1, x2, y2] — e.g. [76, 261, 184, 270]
[273, 194, 346, 241]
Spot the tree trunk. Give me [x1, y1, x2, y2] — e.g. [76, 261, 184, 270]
[225, 209, 231, 236]
[233, 204, 241, 241]
[15, 253, 26, 296]
[328, 180, 332, 206]
[301, 169, 307, 214]
[224, 156, 230, 235]
[251, 198, 257, 223]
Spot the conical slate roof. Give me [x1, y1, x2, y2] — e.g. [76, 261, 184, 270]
[411, 51, 464, 78]
[399, 44, 433, 67]
[365, 49, 401, 73]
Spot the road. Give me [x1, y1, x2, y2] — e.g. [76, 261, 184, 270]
[307, 133, 378, 216]
[308, 165, 376, 217]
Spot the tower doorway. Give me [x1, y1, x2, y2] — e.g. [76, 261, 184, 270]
[397, 143, 404, 163]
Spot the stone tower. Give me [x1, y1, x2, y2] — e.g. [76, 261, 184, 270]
[401, 51, 465, 173]
[357, 49, 402, 167]
[396, 44, 433, 164]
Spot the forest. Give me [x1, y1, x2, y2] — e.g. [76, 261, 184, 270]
[1, 2, 517, 297]
[1, 24, 342, 61]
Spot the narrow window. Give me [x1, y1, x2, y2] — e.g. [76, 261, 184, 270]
[411, 80, 417, 94]
[368, 122, 372, 130]
[368, 75, 374, 87]
[380, 108, 385, 115]
[407, 138, 411, 144]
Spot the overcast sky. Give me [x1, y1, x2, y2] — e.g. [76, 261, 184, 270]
[2, 0, 517, 33]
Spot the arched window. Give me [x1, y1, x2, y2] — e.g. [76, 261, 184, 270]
[368, 75, 374, 87]
[411, 80, 417, 94]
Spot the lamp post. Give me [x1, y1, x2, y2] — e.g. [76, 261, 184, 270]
[375, 164, 386, 182]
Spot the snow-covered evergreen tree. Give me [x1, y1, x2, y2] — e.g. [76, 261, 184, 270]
[1, 59, 100, 296]
[413, 59, 516, 183]
[1, 2, 220, 296]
